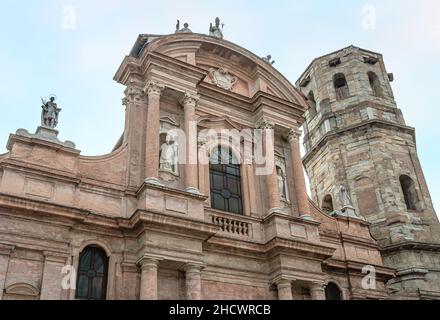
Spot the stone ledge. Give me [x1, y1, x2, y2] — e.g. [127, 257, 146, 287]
[7, 127, 78, 151]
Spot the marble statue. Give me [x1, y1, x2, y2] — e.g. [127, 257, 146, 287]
[175, 20, 192, 33]
[209, 17, 224, 39]
[41, 95, 61, 129]
[339, 185, 352, 207]
[277, 166, 287, 200]
[160, 133, 179, 175]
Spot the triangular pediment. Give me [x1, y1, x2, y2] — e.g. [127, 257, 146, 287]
[197, 115, 243, 131]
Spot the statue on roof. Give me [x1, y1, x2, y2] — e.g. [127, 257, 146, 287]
[262, 55, 275, 65]
[175, 20, 192, 33]
[41, 95, 61, 129]
[209, 17, 224, 39]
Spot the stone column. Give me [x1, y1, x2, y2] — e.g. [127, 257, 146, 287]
[0, 244, 14, 300]
[180, 93, 201, 194]
[123, 83, 149, 188]
[144, 80, 165, 184]
[276, 279, 293, 300]
[310, 282, 326, 300]
[184, 264, 203, 300]
[138, 257, 160, 300]
[40, 251, 69, 300]
[257, 120, 281, 213]
[288, 129, 311, 216]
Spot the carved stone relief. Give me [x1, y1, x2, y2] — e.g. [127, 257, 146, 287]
[208, 68, 237, 91]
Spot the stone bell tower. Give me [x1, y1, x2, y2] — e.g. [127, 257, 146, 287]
[297, 45, 440, 299]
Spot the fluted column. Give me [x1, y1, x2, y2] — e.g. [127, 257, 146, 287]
[276, 279, 293, 300]
[180, 93, 201, 194]
[138, 257, 160, 300]
[310, 282, 326, 300]
[144, 80, 165, 184]
[288, 128, 311, 216]
[257, 120, 281, 213]
[183, 264, 203, 300]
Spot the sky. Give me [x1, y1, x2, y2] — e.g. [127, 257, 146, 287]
[0, 0, 439, 213]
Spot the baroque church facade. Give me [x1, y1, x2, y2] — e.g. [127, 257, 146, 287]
[0, 20, 438, 300]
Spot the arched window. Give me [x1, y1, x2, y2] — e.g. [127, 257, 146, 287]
[307, 91, 317, 118]
[76, 246, 109, 300]
[367, 71, 383, 97]
[322, 195, 334, 213]
[325, 282, 342, 300]
[399, 175, 419, 211]
[333, 73, 349, 100]
[209, 146, 243, 215]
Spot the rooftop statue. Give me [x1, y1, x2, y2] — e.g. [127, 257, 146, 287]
[262, 55, 275, 65]
[175, 20, 192, 33]
[41, 95, 61, 129]
[209, 17, 224, 39]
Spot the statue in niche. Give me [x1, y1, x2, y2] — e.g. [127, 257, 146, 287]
[175, 20, 192, 33]
[277, 166, 287, 201]
[209, 17, 224, 39]
[160, 133, 179, 176]
[41, 95, 61, 129]
[338, 184, 352, 207]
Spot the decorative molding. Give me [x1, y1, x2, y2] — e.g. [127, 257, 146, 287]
[255, 118, 275, 130]
[15, 127, 76, 149]
[180, 92, 200, 107]
[125, 83, 146, 103]
[208, 68, 237, 91]
[144, 80, 166, 97]
[287, 128, 302, 142]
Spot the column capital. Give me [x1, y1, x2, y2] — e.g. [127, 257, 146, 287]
[125, 83, 146, 103]
[180, 92, 200, 107]
[144, 80, 166, 97]
[275, 278, 293, 289]
[287, 128, 302, 142]
[137, 256, 161, 269]
[256, 118, 275, 130]
[182, 263, 205, 273]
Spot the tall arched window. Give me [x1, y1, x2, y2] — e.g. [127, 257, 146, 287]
[76, 246, 109, 300]
[325, 282, 342, 300]
[307, 91, 317, 118]
[322, 194, 334, 213]
[399, 175, 419, 211]
[368, 71, 383, 97]
[209, 146, 243, 215]
[333, 73, 349, 100]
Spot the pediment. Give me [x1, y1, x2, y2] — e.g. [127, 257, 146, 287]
[5, 283, 40, 297]
[197, 115, 243, 131]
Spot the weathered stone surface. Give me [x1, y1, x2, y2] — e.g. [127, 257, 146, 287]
[299, 45, 440, 299]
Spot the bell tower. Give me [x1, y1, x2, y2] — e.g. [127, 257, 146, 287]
[297, 46, 440, 299]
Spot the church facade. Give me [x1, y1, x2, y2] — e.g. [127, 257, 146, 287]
[0, 22, 438, 300]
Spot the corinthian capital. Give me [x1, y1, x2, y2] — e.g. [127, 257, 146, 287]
[256, 118, 275, 130]
[144, 80, 165, 97]
[287, 128, 302, 142]
[125, 82, 146, 103]
[180, 92, 200, 107]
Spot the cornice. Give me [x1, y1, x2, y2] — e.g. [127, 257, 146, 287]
[303, 119, 416, 166]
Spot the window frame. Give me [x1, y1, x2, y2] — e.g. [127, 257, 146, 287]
[209, 145, 244, 215]
[75, 245, 109, 300]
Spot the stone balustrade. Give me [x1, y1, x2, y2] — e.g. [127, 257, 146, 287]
[211, 214, 251, 237]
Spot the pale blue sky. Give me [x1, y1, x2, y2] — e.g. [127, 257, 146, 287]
[0, 0, 439, 212]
